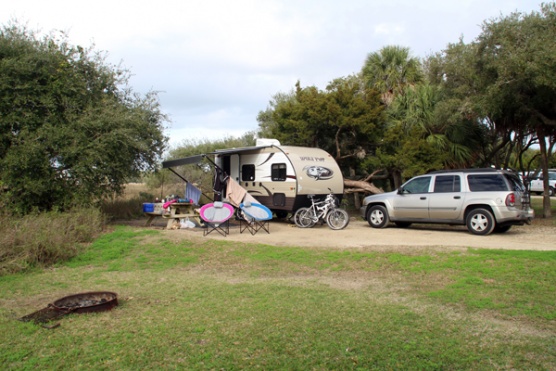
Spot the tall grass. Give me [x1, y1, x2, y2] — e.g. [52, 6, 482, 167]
[0, 208, 104, 275]
[100, 197, 150, 220]
[100, 183, 159, 221]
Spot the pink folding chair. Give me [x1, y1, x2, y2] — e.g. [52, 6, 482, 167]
[199, 202, 235, 236]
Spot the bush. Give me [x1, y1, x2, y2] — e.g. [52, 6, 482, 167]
[0, 207, 105, 275]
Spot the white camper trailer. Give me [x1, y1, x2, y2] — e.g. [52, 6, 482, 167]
[162, 139, 344, 218]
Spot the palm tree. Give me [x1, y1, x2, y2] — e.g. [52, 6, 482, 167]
[389, 83, 481, 168]
[361, 45, 424, 105]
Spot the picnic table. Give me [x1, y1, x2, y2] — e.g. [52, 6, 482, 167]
[145, 202, 201, 229]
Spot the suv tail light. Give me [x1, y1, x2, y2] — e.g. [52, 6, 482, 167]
[505, 193, 516, 207]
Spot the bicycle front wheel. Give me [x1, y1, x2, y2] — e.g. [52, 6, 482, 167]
[326, 208, 349, 230]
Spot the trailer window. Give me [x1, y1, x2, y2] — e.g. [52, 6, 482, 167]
[271, 163, 287, 181]
[241, 164, 255, 181]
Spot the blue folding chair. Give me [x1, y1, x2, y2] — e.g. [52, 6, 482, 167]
[239, 201, 273, 235]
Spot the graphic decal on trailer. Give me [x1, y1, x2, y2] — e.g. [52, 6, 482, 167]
[303, 166, 334, 180]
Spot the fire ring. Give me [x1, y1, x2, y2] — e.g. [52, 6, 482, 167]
[19, 291, 118, 326]
[52, 291, 118, 314]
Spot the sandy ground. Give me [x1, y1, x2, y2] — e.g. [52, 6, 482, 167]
[140, 215, 556, 252]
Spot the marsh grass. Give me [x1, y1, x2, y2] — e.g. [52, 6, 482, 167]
[1, 226, 555, 369]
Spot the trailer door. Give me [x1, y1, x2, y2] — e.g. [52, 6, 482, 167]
[230, 154, 240, 182]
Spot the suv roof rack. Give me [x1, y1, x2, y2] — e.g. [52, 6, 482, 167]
[427, 168, 513, 174]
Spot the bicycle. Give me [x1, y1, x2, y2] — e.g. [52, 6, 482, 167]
[293, 192, 349, 230]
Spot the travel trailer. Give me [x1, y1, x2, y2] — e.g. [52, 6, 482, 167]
[162, 139, 344, 218]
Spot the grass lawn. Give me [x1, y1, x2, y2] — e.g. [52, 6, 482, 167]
[1, 224, 555, 370]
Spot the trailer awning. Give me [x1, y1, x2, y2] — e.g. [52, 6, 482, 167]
[162, 144, 275, 169]
[162, 154, 206, 169]
[210, 145, 271, 156]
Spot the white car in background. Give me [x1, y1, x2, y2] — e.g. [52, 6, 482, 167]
[528, 171, 556, 196]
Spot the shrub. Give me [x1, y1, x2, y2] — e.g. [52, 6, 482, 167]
[0, 207, 105, 275]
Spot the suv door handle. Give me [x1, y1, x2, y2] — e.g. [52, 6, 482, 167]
[454, 196, 461, 199]
[420, 197, 427, 200]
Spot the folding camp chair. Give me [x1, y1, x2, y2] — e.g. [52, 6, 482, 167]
[239, 201, 273, 235]
[199, 202, 234, 236]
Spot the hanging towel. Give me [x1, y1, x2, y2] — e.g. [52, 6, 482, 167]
[185, 183, 202, 205]
[226, 178, 247, 207]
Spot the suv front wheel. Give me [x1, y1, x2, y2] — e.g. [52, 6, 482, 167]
[367, 205, 389, 228]
[466, 208, 495, 235]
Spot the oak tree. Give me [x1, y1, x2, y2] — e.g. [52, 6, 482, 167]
[0, 23, 167, 213]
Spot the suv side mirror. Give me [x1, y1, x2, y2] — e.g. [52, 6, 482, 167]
[397, 187, 405, 194]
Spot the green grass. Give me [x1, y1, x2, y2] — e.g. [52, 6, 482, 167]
[530, 196, 556, 223]
[1, 225, 555, 369]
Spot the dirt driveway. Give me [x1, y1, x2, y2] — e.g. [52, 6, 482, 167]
[153, 216, 555, 252]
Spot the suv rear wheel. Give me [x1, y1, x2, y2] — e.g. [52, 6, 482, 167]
[493, 225, 512, 233]
[466, 208, 495, 235]
[367, 205, 389, 228]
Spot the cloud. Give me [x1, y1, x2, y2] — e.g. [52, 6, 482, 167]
[3, 0, 543, 148]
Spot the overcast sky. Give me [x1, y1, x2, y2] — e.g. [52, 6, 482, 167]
[3, 0, 543, 148]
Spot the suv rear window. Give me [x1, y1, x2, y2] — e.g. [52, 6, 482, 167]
[505, 174, 526, 192]
[467, 174, 508, 192]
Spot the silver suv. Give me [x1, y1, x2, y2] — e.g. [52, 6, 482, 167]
[360, 169, 534, 235]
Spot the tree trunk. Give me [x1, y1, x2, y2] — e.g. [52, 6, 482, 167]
[353, 193, 361, 210]
[343, 179, 384, 194]
[392, 170, 403, 189]
[537, 128, 552, 218]
[348, 167, 362, 209]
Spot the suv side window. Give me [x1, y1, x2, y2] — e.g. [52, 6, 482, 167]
[468, 174, 508, 192]
[403, 176, 431, 193]
[434, 175, 461, 193]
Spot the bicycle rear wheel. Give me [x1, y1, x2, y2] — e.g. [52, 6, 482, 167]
[326, 208, 349, 230]
[294, 207, 316, 228]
